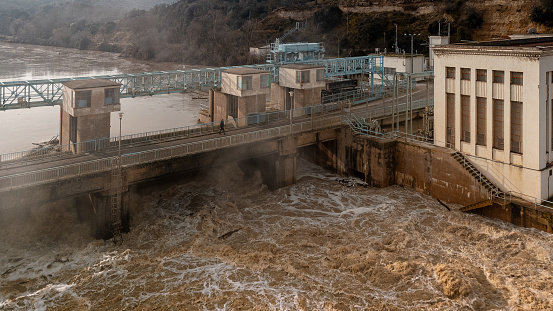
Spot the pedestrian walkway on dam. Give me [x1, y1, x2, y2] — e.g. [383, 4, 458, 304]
[0, 82, 433, 192]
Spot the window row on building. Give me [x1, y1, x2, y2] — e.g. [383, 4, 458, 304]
[296, 69, 325, 84]
[74, 88, 120, 108]
[446, 93, 523, 154]
[446, 67, 523, 85]
[237, 74, 271, 91]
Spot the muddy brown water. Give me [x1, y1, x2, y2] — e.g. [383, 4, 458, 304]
[1, 159, 552, 310]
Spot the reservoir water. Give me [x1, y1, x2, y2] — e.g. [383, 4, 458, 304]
[1, 42, 552, 310]
[0, 42, 205, 154]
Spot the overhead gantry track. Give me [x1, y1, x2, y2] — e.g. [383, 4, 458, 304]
[0, 55, 385, 110]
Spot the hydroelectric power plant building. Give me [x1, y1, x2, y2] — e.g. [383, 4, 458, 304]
[433, 37, 553, 200]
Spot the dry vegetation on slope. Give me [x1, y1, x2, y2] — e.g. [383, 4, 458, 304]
[1, 0, 552, 66]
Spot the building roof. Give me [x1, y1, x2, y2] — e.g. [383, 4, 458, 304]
[280, 64, 325, 70]
[63, 79, 122, 90]
[432, 36, 553, 57]
[437, 36, 553, 49]
[223, 68, 270, 75]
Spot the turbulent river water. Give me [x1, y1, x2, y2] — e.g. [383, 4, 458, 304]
[1, 42, 553, 310]
[1, 159, 553, 310]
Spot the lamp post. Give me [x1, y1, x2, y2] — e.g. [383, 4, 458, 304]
[288, 91, 294, 128]
[118, 112, 124, 167]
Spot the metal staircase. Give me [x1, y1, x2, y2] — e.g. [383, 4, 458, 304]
[110, 158, 123, 243]
[278, 22, 306, 42]
[451, 151, 502, 197]
[460, 199, 493, 212]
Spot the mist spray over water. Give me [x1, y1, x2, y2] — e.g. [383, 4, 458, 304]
[1, 159, 552, 310]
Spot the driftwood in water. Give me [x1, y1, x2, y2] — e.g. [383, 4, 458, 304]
[437, 199, 451, 211]
[218, 228, 241, 240]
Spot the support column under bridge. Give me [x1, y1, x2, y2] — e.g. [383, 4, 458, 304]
[77, 191, 130, 240]
[239, 135, 297, 190]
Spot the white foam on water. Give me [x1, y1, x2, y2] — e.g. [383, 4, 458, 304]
[1, 159, 553, 309]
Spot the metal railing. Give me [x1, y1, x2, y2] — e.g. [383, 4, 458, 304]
[0, 110, 287, 164]
[0, 87, 431, 189]
[344, 115, 553, 212]
[0, 116, 342, 191]
[0, 55, 386, 110]
[0, 86, 391, 165]
[345, 116, 501, 198]
[496, 190, 553, 212]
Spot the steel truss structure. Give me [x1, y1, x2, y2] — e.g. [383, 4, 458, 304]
[0, 55, 384, 110]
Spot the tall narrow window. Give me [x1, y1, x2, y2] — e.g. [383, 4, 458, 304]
[476, 97, 487, 146]
[69, 115, 77, 143]
[227, 94, 238, 118]
[237, 76, 252, 90]
[461, 68, 470, 80]
[446, 67, 455, 79]
[511, 101, 523, 154]
[75, 90, 91, 108]
[461, 95, 470, 142]
[493, 99, 504, 150]
[296, 70, 310, 83]
[477, 69, 487, 82]
[446, 93, 455, 145]
[493, 70, 504, 83]
[511, 72, 523, 85]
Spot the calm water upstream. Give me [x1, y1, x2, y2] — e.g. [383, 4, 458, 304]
[0, 42, 205, 154]
[1, 42, 553, 310]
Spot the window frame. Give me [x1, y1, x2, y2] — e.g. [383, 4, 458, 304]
[446, 93, 455, 145]
[511, 72, 523, 85]
[237, 76, 253, 91]
[493, 99, 504, 150]
[511, 101, 523, 154]
[260, 74, 270, 88]
[461, 95, 471, 142]
[476, 97, 487, 146]
[476, 69, 487, 82]
[74, 90, 91, 108]
[446, 67, 455, 79]
[316, 69, 325, 82]
[493, 70, 504, 83]
[296, 70, 310, 83]
[461, 68, 471, 81]
[104, 87, 119, 105]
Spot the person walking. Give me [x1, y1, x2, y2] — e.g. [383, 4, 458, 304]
[219, 119, 225, 135]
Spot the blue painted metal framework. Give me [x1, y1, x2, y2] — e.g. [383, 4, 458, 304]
[0, 55, 384, 110]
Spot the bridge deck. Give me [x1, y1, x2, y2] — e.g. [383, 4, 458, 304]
[0, 84, 433, 191]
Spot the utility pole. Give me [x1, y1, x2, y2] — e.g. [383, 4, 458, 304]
[289, 91, 294, 129]
[404, 33, 420, 73]
[347, 15, 349, 34]
[395, 24, 398, 53]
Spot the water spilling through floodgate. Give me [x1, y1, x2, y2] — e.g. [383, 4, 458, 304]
[1, 159, 552, 310]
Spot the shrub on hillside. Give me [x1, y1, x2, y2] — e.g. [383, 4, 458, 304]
[314, 6, 342, 32]
[461, 8, 483, 29]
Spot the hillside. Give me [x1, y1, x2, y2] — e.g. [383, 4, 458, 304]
[1, 0, 552, 66]
[0, 0, 176, 11]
